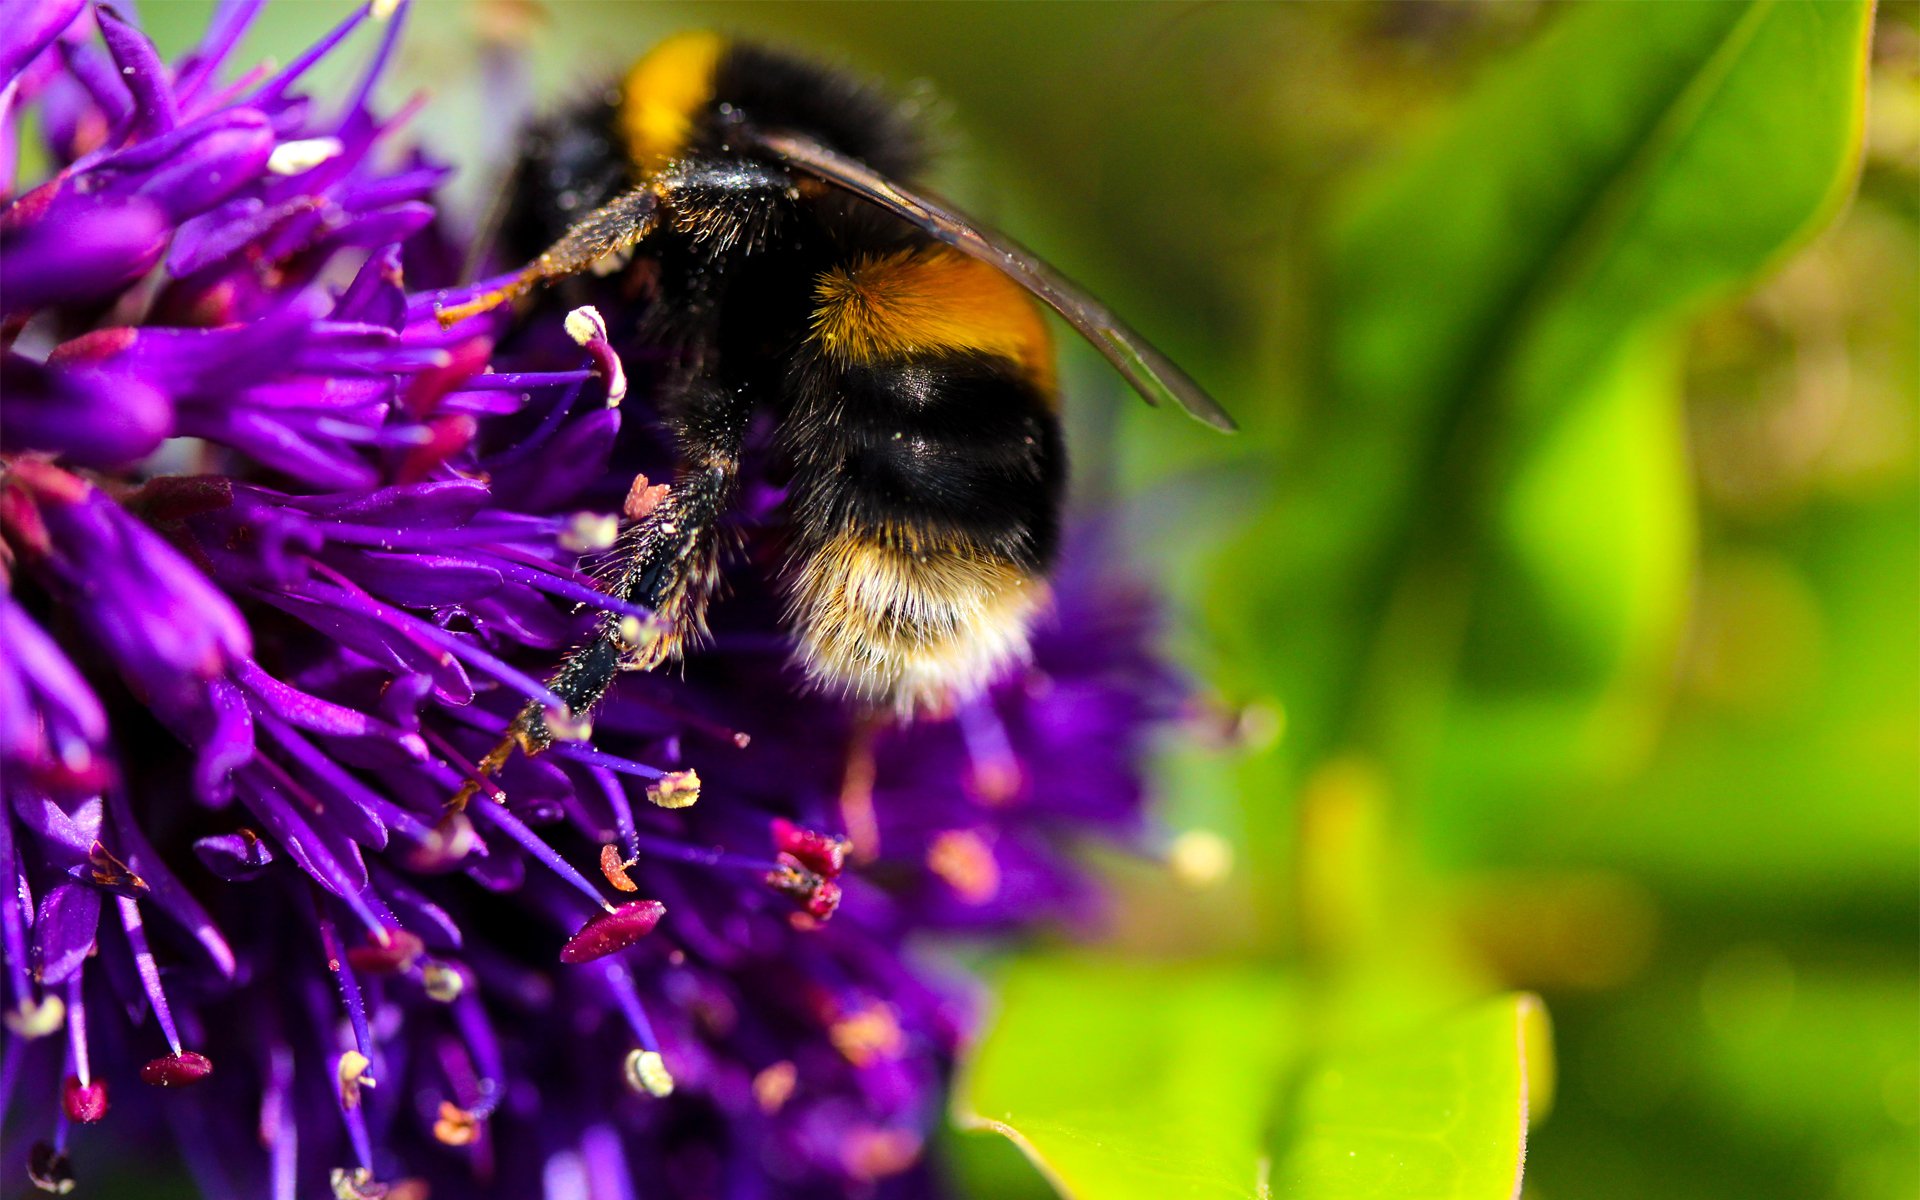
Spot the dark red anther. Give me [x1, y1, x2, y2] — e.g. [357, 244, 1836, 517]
[0, 475, 54, 558]
[45, 325, 139, 364]
[400, 334, 490, 417]
[140, 1050, 213, 1087]
[395, 413, 478, 484]
[559, 900, 666, 964]
[62, 1075, 108, 1123]
[28, 1141, 73, 1193]
[765, 857, 842, 923]
[771, 819, 850, 878]
[806, 878, 843, 921]
[345, 929, 425, 975]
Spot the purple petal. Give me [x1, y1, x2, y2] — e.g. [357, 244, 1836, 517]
[96, 3, 180, 138]
[0, 353, 174, 467]
[31, 881, 100, 984]
[192, 831, 275, 881]
[166, 192, 319, 276]
[236, 771, 368, 899]
[488, 408, 621, 511]
[191, 677, 256, 802]
[10, 789, 104, 866]
[334, 551, 504, 608]
[0, 591, 106, 749]
[57, 39, 135, 134]
[172, 0, 265, 105]
[0, 193, 170, 316]
[0, 0, 85, 90]
[330, 244, 407, 328]
[233, 658, 422, 748]
[290, 478, 492, 526]
[368, 867, 461, 949]
[105, 789, 236, 977]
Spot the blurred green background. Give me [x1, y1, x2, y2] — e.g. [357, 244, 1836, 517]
[134, 2, 1920, 1197]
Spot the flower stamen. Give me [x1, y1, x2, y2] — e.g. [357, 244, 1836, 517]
[623, 1048, 673, 1098]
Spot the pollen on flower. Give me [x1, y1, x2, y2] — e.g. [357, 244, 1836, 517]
[926, 828, 1000, 904]
[829, 1003, 904, 1067]
[842, 1127, 923, 1182]
[645, 769, 700, 809]
[432, 1101, 481, 1146]
[561, 512, 620, 552]
[336, 1050, 375, 1109]
[398, 812, 479, 872]
[421, 962, 465, 1003]
[969, 757, 1025, 805]
[5, 995, 65, 1039]
[616, 614, 669, 662]
[541, 704, 593, 743]
[624, 474, 671, 521]
[87, 840, 145, 893]
[753, 1060, 799, 1113]
[563, 306, 628, 405]
[771, 818, 849, 877]
[564, 306, 608, 346]
[766, 859, 842, 921]
[330, 1166, 388, 1200]
[624, 1049, 674, 1097]
[600, 844, 641, 891]
[267, 136, 345, 175]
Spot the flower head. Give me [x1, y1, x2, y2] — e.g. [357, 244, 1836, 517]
[0, 4, 1182, 1196]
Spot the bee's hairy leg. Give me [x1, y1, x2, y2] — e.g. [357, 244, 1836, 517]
[436, 156, 795, 327]
[436, 182, 667, 326]
[442, 379, 754, 813]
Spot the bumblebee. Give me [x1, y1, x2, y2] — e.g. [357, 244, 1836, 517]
[443, 32, 1231, 792]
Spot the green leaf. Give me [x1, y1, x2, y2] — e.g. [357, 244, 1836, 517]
[1268, 994, 1553, 1200]
[1213, 0, 1877, 810]
[1330, 0, 1871, 429]
[955, 958, 1551, 1200]
[956, 959, 1299, 1199]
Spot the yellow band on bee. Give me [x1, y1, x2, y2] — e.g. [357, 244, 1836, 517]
[810, 247, 1057, 396]
[619, 31, 726, 176]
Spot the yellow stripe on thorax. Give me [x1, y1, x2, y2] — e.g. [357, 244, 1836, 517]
[618, 31, 725, 177]
[810, 247, 1057, 396]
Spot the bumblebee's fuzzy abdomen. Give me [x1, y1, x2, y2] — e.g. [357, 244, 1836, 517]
[784, 286, 1067, 713]
[795, 356, 1064, 569]
[784, 530, 1049, 717]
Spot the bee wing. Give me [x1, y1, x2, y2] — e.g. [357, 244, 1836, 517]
[751, 129, 1238, 432]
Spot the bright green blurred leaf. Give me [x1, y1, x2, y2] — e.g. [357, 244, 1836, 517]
[957, 959, 1298, 1199]
[1444, 331, 1694, 793]
[1212, 0, 1877, 832]
[1472, 0, 1871, 727]
[1343, 0, 1871, 714]
[956, 958, 1550, 1200]
[1332, 0, 1872, 430]
[1269, 994, 1552, 1200]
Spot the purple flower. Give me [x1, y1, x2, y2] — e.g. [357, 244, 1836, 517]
[0, 4, 1183, 1197]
